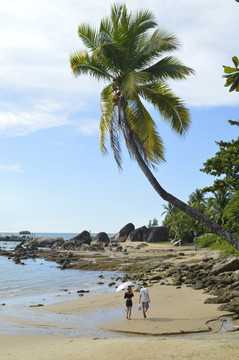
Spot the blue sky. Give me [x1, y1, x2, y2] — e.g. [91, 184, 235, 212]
[0, 0, 238, 233]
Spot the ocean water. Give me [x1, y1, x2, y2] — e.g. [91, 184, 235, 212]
[0, 232, 114, 241]
[0, 232, 82, 242]
[0, 233, 124, 338]
[32, 232, 80, 240]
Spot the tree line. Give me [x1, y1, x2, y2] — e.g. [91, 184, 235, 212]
[153, 103, 238, 242]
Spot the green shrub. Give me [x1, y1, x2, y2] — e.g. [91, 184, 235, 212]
[197, 234, 239, 256]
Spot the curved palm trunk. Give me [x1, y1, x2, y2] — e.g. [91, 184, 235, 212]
[130, 139, 239, 250]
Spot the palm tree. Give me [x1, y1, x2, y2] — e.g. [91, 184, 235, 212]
[188, 189, 205, 210]
[161, 202, 177, 221]
[70, 3, 239, 249]
[205, 190, 231, 225]
[168, 211, 191, 241]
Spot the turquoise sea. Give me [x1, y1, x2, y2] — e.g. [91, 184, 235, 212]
[0, 233, 124, 338]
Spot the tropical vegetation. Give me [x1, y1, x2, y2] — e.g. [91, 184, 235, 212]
[223, 56, 239, 92]
[148, 218, 159, 228]
[200, 120, 239, 193]
[70, 3, 239, 249]
[161, 120, 238, 245]
[196, 234, 239, 257]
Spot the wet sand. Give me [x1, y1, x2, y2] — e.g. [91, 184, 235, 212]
[1, 333, 239, 360]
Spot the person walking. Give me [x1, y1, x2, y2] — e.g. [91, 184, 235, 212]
[139, 282, 150, 318]
[124, 286, 134, 320]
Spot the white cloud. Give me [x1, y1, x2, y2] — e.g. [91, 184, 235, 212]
[0, 164, 23, 172]
[0, 107, 68, 136]
[0, 0, 238, 137]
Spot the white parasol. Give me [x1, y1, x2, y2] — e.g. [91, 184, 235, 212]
[116, 281, 134, 292]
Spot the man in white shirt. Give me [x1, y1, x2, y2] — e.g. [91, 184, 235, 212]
[139, 282, 150, 318]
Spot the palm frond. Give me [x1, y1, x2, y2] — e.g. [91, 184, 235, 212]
[99, 115, 109, 155]
[125, 8, 157, 49]
[119, 71, 151, 101]
[138, 83, 191, 134]
[129, 29, 180, 71]
[121, 10, 157, 70]
[125, 96, 165, 165]
[120, 115, 149, 164]
[109, 113, 122, 169]
[98, 30, 113, 45]
[111, 3, 127, 25]
[151, 28, 180, 53]
[115, 3, 129, 39]
[100, 85, 114, 154]
[70, 50, 111, 81]
[100, 17, 113, 36]
[100, 85, 122, 169]
[78, 24, 99, 51]
[143, 56, 195, 81]
[94, 41, 125, 74]
[130, 9, 157, 36]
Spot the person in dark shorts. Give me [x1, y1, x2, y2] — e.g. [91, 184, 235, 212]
[124, 286, 134, 320]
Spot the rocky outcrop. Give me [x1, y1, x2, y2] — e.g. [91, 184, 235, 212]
[12, 243, 37, 262]
[91, 232, 109, 246]
[127, 226, 148, 242]
[157, 255, 239, 314]
[212, 256, 239, 274]
[88, 244, 105, 251]
[62, 238, 76, 249]
[73, 231, 92, 244]
[63, 231, 91, 249]
[27, 237, 64, 248]
[145, 226, 169, 243]
[114, 223, 135, 242]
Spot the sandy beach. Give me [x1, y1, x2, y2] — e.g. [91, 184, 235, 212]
[1, 243, 239, 359]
